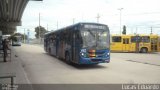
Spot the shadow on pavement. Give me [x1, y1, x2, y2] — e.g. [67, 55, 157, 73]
[71, 64, 108, 70]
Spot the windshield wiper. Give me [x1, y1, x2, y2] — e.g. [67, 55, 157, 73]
[87, 29, 95, 38]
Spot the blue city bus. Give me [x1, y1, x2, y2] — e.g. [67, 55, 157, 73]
[44, 22, 110, 64]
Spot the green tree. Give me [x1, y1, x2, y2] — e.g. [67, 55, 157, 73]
[122, 25, 126, 35]
[35, 26, 47, 39]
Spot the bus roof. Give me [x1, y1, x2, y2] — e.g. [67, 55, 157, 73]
[45, 22, 108, 36]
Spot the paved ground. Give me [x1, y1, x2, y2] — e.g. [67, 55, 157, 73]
[0, 47, 30, 84]
[111, 52, 160, 66]
[12, 44, 160, 84]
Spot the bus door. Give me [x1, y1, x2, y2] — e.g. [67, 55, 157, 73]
[56, 33, 60, 56]
[122, 38, 130, 52]
[72, 30, 80, 63]
[151, 38, 158, 52]
[72, 31, 76, 62]
[130, 36, 140, 52]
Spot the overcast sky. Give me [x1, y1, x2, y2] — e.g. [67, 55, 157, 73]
[17, 0, 160, 38]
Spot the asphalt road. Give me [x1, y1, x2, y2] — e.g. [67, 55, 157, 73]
[13, 44, 160, 84]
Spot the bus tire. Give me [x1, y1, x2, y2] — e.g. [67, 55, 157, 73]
[65, 52, 71, 64]
[140, 48, 148, 53]
[49, 48, 51, 55]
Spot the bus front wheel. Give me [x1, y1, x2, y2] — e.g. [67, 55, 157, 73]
[140, 48, 148, 53]
[65, 52, 71, 64]
[49, 48, 51, 55]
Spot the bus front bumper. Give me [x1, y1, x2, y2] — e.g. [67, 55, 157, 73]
[79, 57, 110, 64]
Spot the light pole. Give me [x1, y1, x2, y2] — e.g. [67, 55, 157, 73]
[136, 27, 138, 34]
[73, 18, 75, 24]
[27, 29, 30, 44]
[39, 13, 41, 44]
[47, 24, 48, 31]
[23, 28, 25, 43]
[150, 27, 153, 34]
[56, 21, 58, 29]
[96, 13, 100, 23]
[118, 8, 123, 35]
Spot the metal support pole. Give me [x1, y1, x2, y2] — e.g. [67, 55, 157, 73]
[96, 13, 100, 23]
[136, 27, 138, 34]
[57, 21, 58, 29]
[47, 24, 48, 31]
[73, 18, 75, 24]
[27, 29, 30, 44]
[151, 27, 153, 34]
[11, 77, 14, 86]
[118, 8, 123, 35]
[24, 28, 25, 43]
[39, 13, 41, 44]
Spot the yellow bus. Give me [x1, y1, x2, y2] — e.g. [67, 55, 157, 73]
[111, 34, 159, 53]
[158, 36, 160, 52]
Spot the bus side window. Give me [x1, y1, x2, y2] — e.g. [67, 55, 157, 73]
[52, 34, 56, 46]
[131, 36, 137, 43]
[49, 36, 52, 43]
[66, 29, 71, 44]
[75, 31, 80, 40]
[75, 30, 82, 44]
[142, 36, 150, 43]
[112, 36, 121, 42]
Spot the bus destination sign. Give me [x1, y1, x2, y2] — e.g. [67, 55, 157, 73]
[84, 24, 106, 30]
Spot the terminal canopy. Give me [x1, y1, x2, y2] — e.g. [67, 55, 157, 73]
[0, 0, 42, 35]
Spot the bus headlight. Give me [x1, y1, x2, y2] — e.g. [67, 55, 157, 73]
[81, 52, 84, 56]
[106, 52, 110, 56]
[80, 49, 87, 57]
[80, 52, 87, 57]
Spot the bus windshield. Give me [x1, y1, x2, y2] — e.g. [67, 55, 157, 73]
[12, 36, 21, 46]
[81, 29, 109, 50]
